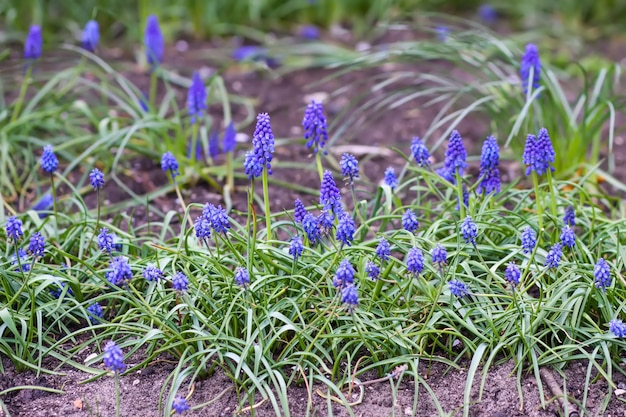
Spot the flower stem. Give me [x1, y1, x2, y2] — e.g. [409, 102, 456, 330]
[50, 173, 58, 219]
[545, 169, 558, 221]
[114, 372, 121, 417]
[10, 65, 32, 123]
[189, 122, 199, 164]
[226, 151, 234, 191]
[173, 178, 187, 216]
[149, 68, 158, 110]
[262, 169, 271, 241]
[454, 170, 465, 218]
[315, 152, 324, 183]
[531, 172, 543, 231]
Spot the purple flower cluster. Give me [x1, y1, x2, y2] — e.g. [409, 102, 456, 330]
[103, 341, 125, 373]
[448, 280, 470, 298]
[234, 267, 250, 287]
[340, 153, 359, 184]
[523, 128, 555, 176]
[461, 216, 478, 245]
[594, 258, 611, 291]
[194, 203, 231, 238]
[289, 236, 304, 259]
[187, 71, 207, 124]
[302, 101, 328, 154]
[143, 265, 164, 282]
[411, 137, 431, 167]
[244, 113, 275, 178]
[106, 256, 132, 286]
[336, 213, 355, 246]
[333, 258, 355, 289]
[477, 136, 501, 194]
[24, 25, 42, 60]
[439, 130, 467, 181]
[402, 209, 419, 234]
[376, 238, 391, 262]
[28, 232, 45, 258]
[89, 168, 105, 190]
[41, 145, 58, 174]
[161, 152, 180, 178]
[406, 247, 424, 276]
[384, 167, 398, 190]
[319, 170, 342, 216]
[145, 15, 164, 67]
[521, 227, 537, 254]
[544, 243, 563, 269]
[82, 20, 100, 52]
[520, 43, 541, 95]
[505, 263, 521, 286]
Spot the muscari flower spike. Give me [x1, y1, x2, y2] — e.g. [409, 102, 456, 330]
[441, 130, 468, 180]
[188, 71, 206, 124]
[143, 265, 164, 282]
[24, 25, 42, 60]
[318, 210, 334, 235]
[340, 153, 359, 184]
[87, 302, 104, 323]
[461, 216, 478, 245]
[103, 341, 125, 373]
[194, 216, 211, 240]
[477, 135, 501, 194]
[223, 121, 237, 153]
[82, 20, 100, 52]
[89, 168, 105, 190]
[234, 267, 250, 287]
[6, 216, 24, 241]
[41, 145, 58, 174]
[11, 248, 31, 272]
[448, 280, 470, 298]
[206, 204, 231, 235]
[244, 113, 275, 178]
[435, 26, 449, 42]
[209, 130, 220, 160]
[521, 227, 537, 254]
[505, 263, 521, 287]
[342, 285, 358, 311]
[402, 209, 419, 234]
[609, 319, 626, 338]
[411, 137, 431, 167]
[320, 170, 342, 215]
[294, 199, 307, 223]
[432, 244, 448, 267]
[299, 25, 319, 40]
[144, 15, 164, 67]
[172, 396, 190, 414]
[594, 258, 611, 291]
[560, 226, 576, 249]
[376, 237, 391, 262]
[161, 151, 180, 178]
[384, 167, 398, 190]
[366, 261, 380, 281]
[172, 272, 188, 292]
[544, 243, 563, 269]
[564, 205, 576, 227]
[50, 281, 74, 299]
[289, 235, 304, 259]
[303, 213, 321, 245]
[98, 228, 115, 254]
[28, 232, 45, 258]
[333, 258, 355, 289]
[106, 256, 132, 286]
[302, 100, 328, 154]
[479, 4, 497, 23]
[523, 129, 555, 176]
[406, 247, 424, 276]
[520, 43, 541, 95]
[336, 213, 355, 246]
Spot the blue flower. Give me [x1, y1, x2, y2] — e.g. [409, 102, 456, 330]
[520, 43, 541, 95]
[103, 341, 125, 373]
[82, 20, 100, 52]
[209, 130, 220, 159]
[333, 258, 355, 289]
[365, 261, 380, 281]
[303, 213, 321, 245]
[87, 302, 104, 323]
[340, 153, 359, 184]
[98, 228, 115, 253]
[298, 25, 320, 40]
[536, 128, 555, 173]
[232, 46, 278, 67]
[594, 258, 611, 291]
[461, 216, 478, 245]
[6, 216, 23, 241]
[411, 137, 431, 167]
[384, 167, 398, 190]
[209, 205, 231, 234]
[435, 26, 449, 42]
[32, 193, 54, 218]
[161, 152, 180, 178]
[234, 267, 250, 287]
[11, 248, 31, 272]
[302, 101, 328, 154]
[456, 186, 470, 211]
[560, 226, 576, 249]
[336, 213, 355, 246]
[320, 170, 342, 215]
[244, 113, 275, 178]
[376, 238, 391, 262]
[318, 210, 334, 235]
[448, 280, 470, 298]
[187, 71, 207, 124]
[143, 265, 164, 282]
[477, 136, 501, 194]
[194, 215, 211, 240]
[609, 319, 626, 338]
[89, 168, 105, 190]
[106, 256, 132, 286]
[432, 244, 448, 267]
[341, 284, 358, 311]
[521, 227, 536, 254]
[144, 15, 164, 67]
[544, 243, 563, 269]
[28, 232, 45, 258]
[443, 130, 468, 177]
[505, 263, 521, 286]
[172, 271, 188, 292]
[172, 396, 190, 414]
[402, 209, 419, 234]
[406, 247, 424, 276]
[41, 145, 59, 173]
[50, 281, 74, 299]
[24, 25, 42, 60]
[294, 199, 307, 223]
[289, 236, 304, 259]
[223, 121, 237, 153]
[564, 205, 576, 227]
[478, 4, 497, 23]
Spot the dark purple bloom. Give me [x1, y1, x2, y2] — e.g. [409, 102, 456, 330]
[448, 280, 470, 298]
[521, 227, 537, 254]
[103, 341, 125, 373]
[564, 205, 576, 227]
[544, 243, 563, 269]
[234, 267, 250, 287]
[477, 135, 501, 194]
[432, 244, 448, 267]
[144, 15, 164, 67]
[244, 113, 275, 178]
[406, 247, 424, 276]
[41, 145, 58, 173]
[82, 20, 100, 52]
[89, 168, 105, 190]
[366, 261, 380, 281]
[98, 228, 115, 253]
[161, 151, 180, 178]
[520, 43, 541, 95]
[609, 319, 626, 338]
[333, 258, 355, 289]
[302, 101, 328, 154]
[24, 25, 42, 60]
[523, 130, 555, 176]
[87, 302, 104, 323]
[223, 121, 237, 153]
[505, 263, 521, 286]
[289, 235, 304, 259]
[341, 284, 358, 311]
[172, 396, 190, 414]
[188, 71, 207, 124]
[298, 25, 320, 40]
[294, 199, 307, 223]
[411, 137, 431, 167]
[479, 4, 497, 23]
[402, 209, 419, 233]
[376, 237, 391, 262]
[106, 256, 132, 286]
[28, 232, 45, 258]
[320, 170, 342, 215]
[6, 216, 23, 241]
[560, 226, 576, 249]
[11, 248, 31, 272]
[143, 265, 164, 282]
[594, 258, 611, 291]
[461, 216, 478, 245]
[336, 213, 355, 246]
[209, 130, 220, 159]
[443, 130, 468, 177]
[340, 153, 359, 184]
[384, 167, 398, 190]
[302, 212, 321, 245]
[172, 271, 188, 292]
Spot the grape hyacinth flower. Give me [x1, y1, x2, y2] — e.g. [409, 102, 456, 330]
[406, 247, 425, 276]
[161, 151, 180, 178]
[143, 265, 164, 282]
[536, 127, 556, 173]
[402, 209, 419, 234]
[594, 258, 611, 291]
[456, 186, 470, 211]
[28, 232, 45, 258]
[478, 4, 497, 23]
[50, 281, 74, 299]
[223, 121, 237, 153]
[24, 25, 42, 60]
[11, 248, 31, 272]
[340, 153, 359, 184]
[106, 256, 132, 286]
[234, 267, 250, 287]
[82, 20, 100, 52]
[207, 204, 231, 235]
[342, 285, 359, 312]
[544, 243, 563, 269]
[172, 272, 188, 292]
[520, 43, 541, 95]
[320, 170, 342, 216]
[336, 213, 355, 246]
[302, 212, 321, 245]
[333, 258, 355, 289]
[209, 130, 220, 160]
[505, 263, 521, 287]
[294, 199, 307, 223]
[41, 145, 58, 174]
[144, 15, 164, 67]
[32, 193, 54, 218]
[609, 319, 626, 338]
[564, 205, 576, 227]
[384, 167, 398, 190]
[89, 168, 105, 190]
[318, 210, 334, 235]
[442, 130, 468, 179]
[448, 280, 470, 298]
[194, 216, 211, 240]
[289, 236, 304, 259]
[87, 302, 104, 323]
[187, 71, 206, 124]
[6, 216, 23, 242]
[244, 113, 275, 178]
[98, 228, 115, 254]
[521, 227, 537, 254]
[366, 261, 380, 281]
[432, 244, 448, 268]
[298, 25, 320, 40]
[477, 135, 501, 194]
[103, 341, 125, 373]
[411, 137, 431, 167]
[172, 397, 190, 414]
[435, 26, 449, 42]
[560, 226, 576, 249]
[461, 216, 478, 245]
[376, 238, 391, 262]
[302, 100, 328, 154]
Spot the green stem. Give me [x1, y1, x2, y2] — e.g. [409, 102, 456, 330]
[545, 169, 558, 221]
[86, 189, 101, 255]
[315, 152, 324, 183]
[454, 170, 465, 218]
[115, 372, 121, 417]
[189, 122, 199, 164]
[226, 152, 234, 191]
[173, 178, 187, 216]
[248, 181, 257, 270]
[262, 169, 271, 241]
[10, 66, 32, 123]
[531, 172, 543, 231]
[50, 173, 58, 220]
[149, 69, 158, 110]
